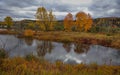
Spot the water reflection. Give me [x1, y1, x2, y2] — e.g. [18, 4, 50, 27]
[37, 41, 53, 57]
[24, 38, 33, 46]
[63, 43, 71, 52]
[0, 35, 120, 65]
[74, 43, 89, 54]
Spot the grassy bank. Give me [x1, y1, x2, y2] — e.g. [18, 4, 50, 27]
[0, 30, 120, 49]
[0, 57, 120, 75]
[34, 31, 120, 49]
[0, 30, 17, 35]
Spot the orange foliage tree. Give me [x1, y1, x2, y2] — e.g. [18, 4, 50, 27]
[75, 12, 93, 31]
[64, 13, 73, 31]
[85, 13, 93, 31]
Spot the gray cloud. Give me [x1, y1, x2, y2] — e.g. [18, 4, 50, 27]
[88, 0, 120, 18]
[0, 0, 119, 21]
[0, 0, 39, 20]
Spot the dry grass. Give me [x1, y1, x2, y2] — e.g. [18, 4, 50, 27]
[0, 30, 17, 34]
[0, 57, 120, 75]
[34, 31, 120, 49]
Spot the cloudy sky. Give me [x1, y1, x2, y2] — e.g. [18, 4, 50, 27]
[0, 0, 120, 21]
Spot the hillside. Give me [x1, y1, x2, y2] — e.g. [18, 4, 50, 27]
[0, 17, 120, 27]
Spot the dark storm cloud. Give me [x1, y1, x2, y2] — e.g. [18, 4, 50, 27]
[0, 0, 119, 21]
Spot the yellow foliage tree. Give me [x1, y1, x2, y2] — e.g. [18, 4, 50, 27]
[75, 12, 93, 32]
[64, 13, 73, 31]
[49, 10, 57, 31]
[35, 7, 57, 31]
[4, 16, 13, 29]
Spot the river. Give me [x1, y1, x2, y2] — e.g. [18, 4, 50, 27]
[0, 35, 120, 65]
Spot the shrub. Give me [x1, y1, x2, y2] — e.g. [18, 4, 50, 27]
[24, 29, 34, 37]
[25, 54, 38, 61]
[0, 49, 8, 59]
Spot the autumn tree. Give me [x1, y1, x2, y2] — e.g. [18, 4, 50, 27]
[49, 10, 57, 31]
[75, 12, 93, 32]
[35, 7, 57, 31]
[64, 13, 73, 31]
[4, 16, 13, 30]
[85, 14, 93, 31]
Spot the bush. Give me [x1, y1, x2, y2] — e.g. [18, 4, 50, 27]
[0, 49, 8, 59]
[25, 54, 38, 61]
[24, 29, 34, 37]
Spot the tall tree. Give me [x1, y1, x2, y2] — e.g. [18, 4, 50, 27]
[75, 12, 93, 31]
[85, 14, 93, 31]
[35, 7, 57, 31]
[64, 13, 73, 31]
[48, 10, 57, 31]
[4, 16, 13, 30]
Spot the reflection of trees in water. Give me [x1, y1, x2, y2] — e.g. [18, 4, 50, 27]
[24, 38, 33, 46]
[37, 41, 53, 57]
[62, 42, 89, 53]
[74, 43, 90, 54]
[63, 43, 71, 52]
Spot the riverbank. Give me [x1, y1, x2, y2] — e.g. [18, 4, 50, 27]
[34, 31, 120, 49]
[0, 57, 120, 75]
[0, 30, 120, 49]
[0, 30, 17, 35]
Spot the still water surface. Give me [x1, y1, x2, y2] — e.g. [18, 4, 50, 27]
[0, 35, 120, 65]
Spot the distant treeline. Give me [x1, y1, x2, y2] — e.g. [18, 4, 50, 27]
[93, 17, 120, 27]
[0, 17, 120, 27]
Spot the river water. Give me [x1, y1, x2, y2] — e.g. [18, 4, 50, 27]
[0, 35, 120, 65]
